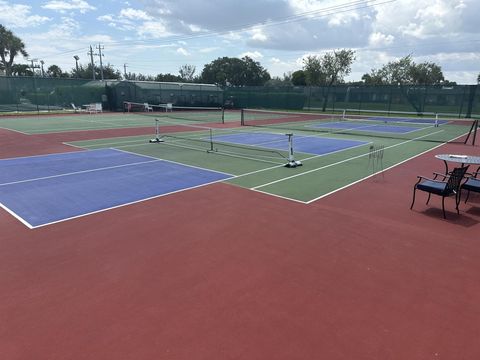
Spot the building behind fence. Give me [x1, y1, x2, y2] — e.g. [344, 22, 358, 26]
[0, 76, 478, 118]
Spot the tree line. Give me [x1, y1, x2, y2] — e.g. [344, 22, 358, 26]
[1, 24, 477, 87]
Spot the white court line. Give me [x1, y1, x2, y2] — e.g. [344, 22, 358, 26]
[0, 158, 161, 186]
[105, 137, 286, 165]
[251, 129, 445, 191]
[64, 137, 148, 148]
[25, 176, 232, 229]
[114, 147, 237, 177]
[305, 130, 470, 204]
[0, 202, 34, 229]
[250, 188, 308, 204]
[0, 126, 30, 135]
[0, 146, 110, 161]
[27, 123, 145, 134]
[1, 148, 234, 229]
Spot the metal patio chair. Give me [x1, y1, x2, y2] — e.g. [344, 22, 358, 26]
[462, 166, 480, 204]
[410, 165, 469, 219]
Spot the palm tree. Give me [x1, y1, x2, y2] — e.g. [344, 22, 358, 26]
[0, 24, 28, 76]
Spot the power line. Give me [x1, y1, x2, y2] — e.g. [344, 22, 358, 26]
[36, 0, 396, 60]
[87, 45, 96, 80]
[96, 44, 105, 81]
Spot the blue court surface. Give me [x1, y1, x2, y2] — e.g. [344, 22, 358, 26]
[212, 132, 368, 155]
[367, 116, 449, 125]
[0, 149, 232, 228]
[309, 121, 423, 134]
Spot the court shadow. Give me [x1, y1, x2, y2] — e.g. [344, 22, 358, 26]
[465, 205, 480, 216]
[418, 208, 480, 228]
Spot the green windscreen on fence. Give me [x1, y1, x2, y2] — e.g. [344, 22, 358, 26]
[227, 84, 479, 118]
[107, 81, 224, 111]
[1, 75, 478, 118]
[0, 76, 108, 113]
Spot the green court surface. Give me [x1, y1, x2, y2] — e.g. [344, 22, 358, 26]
[2, 109, 472, 203]
[0, 110, 240, 134]
[68, 132, 463, 203]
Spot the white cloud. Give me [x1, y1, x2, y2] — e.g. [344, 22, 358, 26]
[8, 0, 480, 84]
[369, 32, 395, 47]
[42, 0, 96, 14]
[0, 1, 50, 28]
[27, 16, 80, 41]
[187, 23, 202, 32]
[80, 34, 115, 44]
[251, 27, 268, 42]
[240, 51, 263, 60]
[137, 21, 171, 38]
[199, 47, 218, 53]
[222, 32, 242, 41]
[119, 8, 153, 20]
[374, 0, 470, 39]
[177, 47, 190, 56]
[97, 14, 114, 22]
[328, 12, 360, 27]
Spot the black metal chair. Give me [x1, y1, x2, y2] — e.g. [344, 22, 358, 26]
[410, 165, 469, 218]
[462, 167, 480, 204]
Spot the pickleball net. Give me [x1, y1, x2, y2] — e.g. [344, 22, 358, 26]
[124, 101, 225, 124]
[148, 118, 301, 166]
[241, 108, 478, 145]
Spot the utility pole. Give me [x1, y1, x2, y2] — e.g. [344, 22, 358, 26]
[96, 43, 104, 81]
[88, 46, 96, 80]
[28, 58, 40, 76]
[73, 55, 80, 78]
[123, 63, 128, 80]
[40, 60, 45, 77]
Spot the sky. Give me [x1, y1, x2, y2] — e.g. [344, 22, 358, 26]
[0, 0, 479, 84]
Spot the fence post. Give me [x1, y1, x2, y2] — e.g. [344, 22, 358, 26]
[465, 85, 478, 118]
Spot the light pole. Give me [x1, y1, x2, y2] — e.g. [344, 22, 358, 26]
[74, 55, 80, 78]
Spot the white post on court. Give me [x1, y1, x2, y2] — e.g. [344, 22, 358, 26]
[285, 133, 302, 168]
[149, 119, 164, 143]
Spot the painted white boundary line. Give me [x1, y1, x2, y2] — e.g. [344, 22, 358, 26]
[0, 126, 30, 135]
[305, 131, 470, 204]
[0, 147, 109, 161]
[30, 176, 231, 229]
[0, 158, 161, 187]
[0, 202, 34, 229]
[114, 147, 237, 177]
[1, 148, 234, 229]
[251, 130, 445, 191]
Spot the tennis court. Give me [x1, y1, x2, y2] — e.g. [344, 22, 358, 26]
[0, 148, 231, 228]
[1, 106, 480, 360]
[309, 121, 423, 134]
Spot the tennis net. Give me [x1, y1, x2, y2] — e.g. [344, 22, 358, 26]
[148, 118, 293, 165]
[124, 101, 225, 123]
[241, 108, 477, 144]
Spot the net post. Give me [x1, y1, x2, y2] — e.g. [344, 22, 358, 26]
[464, 118, 478, 145]
[434, 113, 439, 127]
[207, 129, 215, 152]
[284, 133, 302, 168]
[221, 107, 225, 124]
[342, 109, 346, 120]
[240, 109, 245, 126]
[123, 101, 131, 113]
[149, 118, 164, 143]
[470, 119, 479, 146]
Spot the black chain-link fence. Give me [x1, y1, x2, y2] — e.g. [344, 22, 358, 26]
[1, 76, 478, 118]
[226, 84, 479, 118]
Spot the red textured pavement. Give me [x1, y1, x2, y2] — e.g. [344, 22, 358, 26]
[1, 129, 480, 359]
